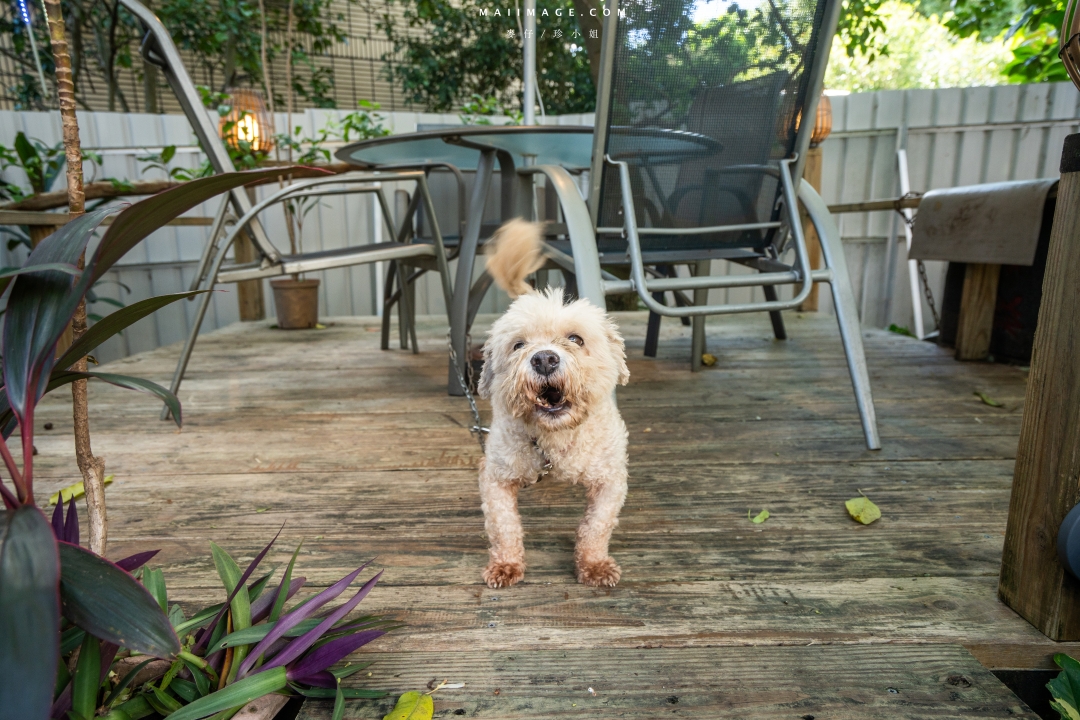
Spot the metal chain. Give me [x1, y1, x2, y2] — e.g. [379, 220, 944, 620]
[446, 331, 489, 451]
[916, 259, 941, 331]
[895, 195, 941, 332]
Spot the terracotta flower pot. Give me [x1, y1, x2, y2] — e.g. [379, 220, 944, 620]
[270, 278, 320, 329]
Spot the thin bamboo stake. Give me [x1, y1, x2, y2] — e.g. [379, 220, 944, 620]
[43, 0, 107, 555]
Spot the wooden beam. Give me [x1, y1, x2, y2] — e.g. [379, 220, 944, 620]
[799, 145, 824, 311]
[999, 133, 1080, 640]
[0, 210, 214, 226]
[828, 196, 922, 214]
[954, 263, 1001, 361]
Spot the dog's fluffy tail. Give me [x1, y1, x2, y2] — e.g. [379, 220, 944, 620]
[486, 218, 545, 298]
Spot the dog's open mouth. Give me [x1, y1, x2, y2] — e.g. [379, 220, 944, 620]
[535, 384, 570, 414]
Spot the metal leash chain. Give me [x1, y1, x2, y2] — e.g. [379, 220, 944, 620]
[896, 195, 941, 331]
[446, 331, 489, 451]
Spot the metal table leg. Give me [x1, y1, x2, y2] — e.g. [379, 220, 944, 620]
[448, 149, 497, 395]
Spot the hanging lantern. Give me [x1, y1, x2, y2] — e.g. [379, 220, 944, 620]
[219, 88, 273, 154]
[808, 93, 833, 147]
[786, 93, 833, 148]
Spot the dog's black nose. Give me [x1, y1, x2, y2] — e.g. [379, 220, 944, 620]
[531, 350, 560, 376]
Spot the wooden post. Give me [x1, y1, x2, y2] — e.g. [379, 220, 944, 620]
[799, 145, 824, 312]
[954, 263, 1001, 361]
[999, 133, 1080, 640]
[235, 188, 266, 321]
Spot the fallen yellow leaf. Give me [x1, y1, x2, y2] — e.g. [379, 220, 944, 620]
[383, 692, 433, 720]
[49, 475, 114, 506]
[974, 391, 1004, 408]
[701, 353, 717, 367]
[749, 509, 770, 524]
[845, 496, 881, 525]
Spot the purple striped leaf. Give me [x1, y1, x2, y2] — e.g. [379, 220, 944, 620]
[115, 550, 160, 573]
[51, 500, 64, 539]
[192, 527, 282, 653]
[286, 629, 385, 682]
[251, 577, 305, 624]
[63, 497, 78, 545]
[253, 572, 382, 677]
[236, 561, 371, 678]
[288, 670, 336, 689]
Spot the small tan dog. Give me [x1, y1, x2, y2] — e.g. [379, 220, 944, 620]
[477, 219, 629, 588]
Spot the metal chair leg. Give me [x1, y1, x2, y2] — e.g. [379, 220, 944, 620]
[801, 183, 881, 450]
[763, 285, 787, 339]
[691, 259, 709, 371]
[381, 261, 396, 351]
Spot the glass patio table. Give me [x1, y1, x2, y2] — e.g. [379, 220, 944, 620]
[335, 125, 721, 395]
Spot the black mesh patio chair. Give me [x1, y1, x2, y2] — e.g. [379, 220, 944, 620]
[521, 0, 880, 449]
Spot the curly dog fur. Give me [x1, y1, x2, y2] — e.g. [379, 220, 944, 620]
[477, 219, 629, 588]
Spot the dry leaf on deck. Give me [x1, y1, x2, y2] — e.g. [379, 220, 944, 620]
[383, 691, 434, 720]
[974, 391, 1004, 408]
[749, 509, 770, 524]
[701, 353, 717, 366]
[845, 496, 881, 525]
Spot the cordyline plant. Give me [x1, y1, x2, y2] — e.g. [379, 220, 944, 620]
[0, 167, 361, 720]
[47, 501, 391, 720]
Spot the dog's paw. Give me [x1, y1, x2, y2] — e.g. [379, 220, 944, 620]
[576, 557, 621, 587]
[484, 561, 525, 588]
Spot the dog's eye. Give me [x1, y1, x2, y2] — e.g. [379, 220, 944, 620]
[568, 334, 584, 347]
[513, 341, 525, 351]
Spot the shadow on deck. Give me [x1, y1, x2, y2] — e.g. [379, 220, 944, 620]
[32, 311, 1051, 718]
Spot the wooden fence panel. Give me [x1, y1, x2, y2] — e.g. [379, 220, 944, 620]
[1, 89, 1077, 359]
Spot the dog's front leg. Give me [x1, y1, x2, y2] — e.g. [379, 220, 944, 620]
[479, 468, 526, 588]
[575, 475, 627, 587]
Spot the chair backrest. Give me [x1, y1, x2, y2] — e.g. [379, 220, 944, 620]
[589, 0, 838, 251]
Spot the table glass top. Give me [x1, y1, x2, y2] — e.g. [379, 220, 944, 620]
[335, 126, 722, 171]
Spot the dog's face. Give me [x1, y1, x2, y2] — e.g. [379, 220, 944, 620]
[478, 287, 629, 431]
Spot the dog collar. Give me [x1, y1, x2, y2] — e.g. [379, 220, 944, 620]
[531, 438, 553, 479]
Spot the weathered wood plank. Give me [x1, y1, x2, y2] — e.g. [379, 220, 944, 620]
[955, 263, 1002, 361]
[1000, 135, 1080, 640]
[295, 645, 1037, 719]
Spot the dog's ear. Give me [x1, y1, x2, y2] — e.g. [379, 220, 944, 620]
[606, 323, 630, 386]
[477, 343, 495, 399]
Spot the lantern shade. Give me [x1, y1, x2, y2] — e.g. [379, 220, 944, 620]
[790, 93, 833, 148]
[220, 88, 274, 155]
[1061, 0, 1080, 92]
[809, 93, 833, 147]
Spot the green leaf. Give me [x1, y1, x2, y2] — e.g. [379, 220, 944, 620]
[0, 262, 81, 280]
[182, 658, 212, 698]
[39, 371, 183, 428]
[103, 658, 154, 707]
[56, 291, 207, 371]
[0, 506, 60, 720]
[1050, 657, 1080, 720]
[72, 633, 101, 720]
[58, 542, 180, 658]
[289, 684, 387, 699]
[209, 617, 322, 653]
[974, 391, 1004, 408]
[332, 681, 346, 720]
[749, 509, 769, 524]
[210, 542, 252, 682]
[144, 567, 168, 613]
[150, 684, 184, 713]
[270, 543, 302, 623]
[91, 167, 329, 284]
[845, 496, 881, 525]
[171, 677, 200, 703]
[383, 691, 434, 720]
[163, 666, 288, 720]
[1, 207, 114, 425]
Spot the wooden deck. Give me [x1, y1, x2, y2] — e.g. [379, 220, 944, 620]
[31, 311, 1057, 718]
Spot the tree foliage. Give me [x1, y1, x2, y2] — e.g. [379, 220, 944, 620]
[1, 0, 351, 111]
[379, 0, 595, 114]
